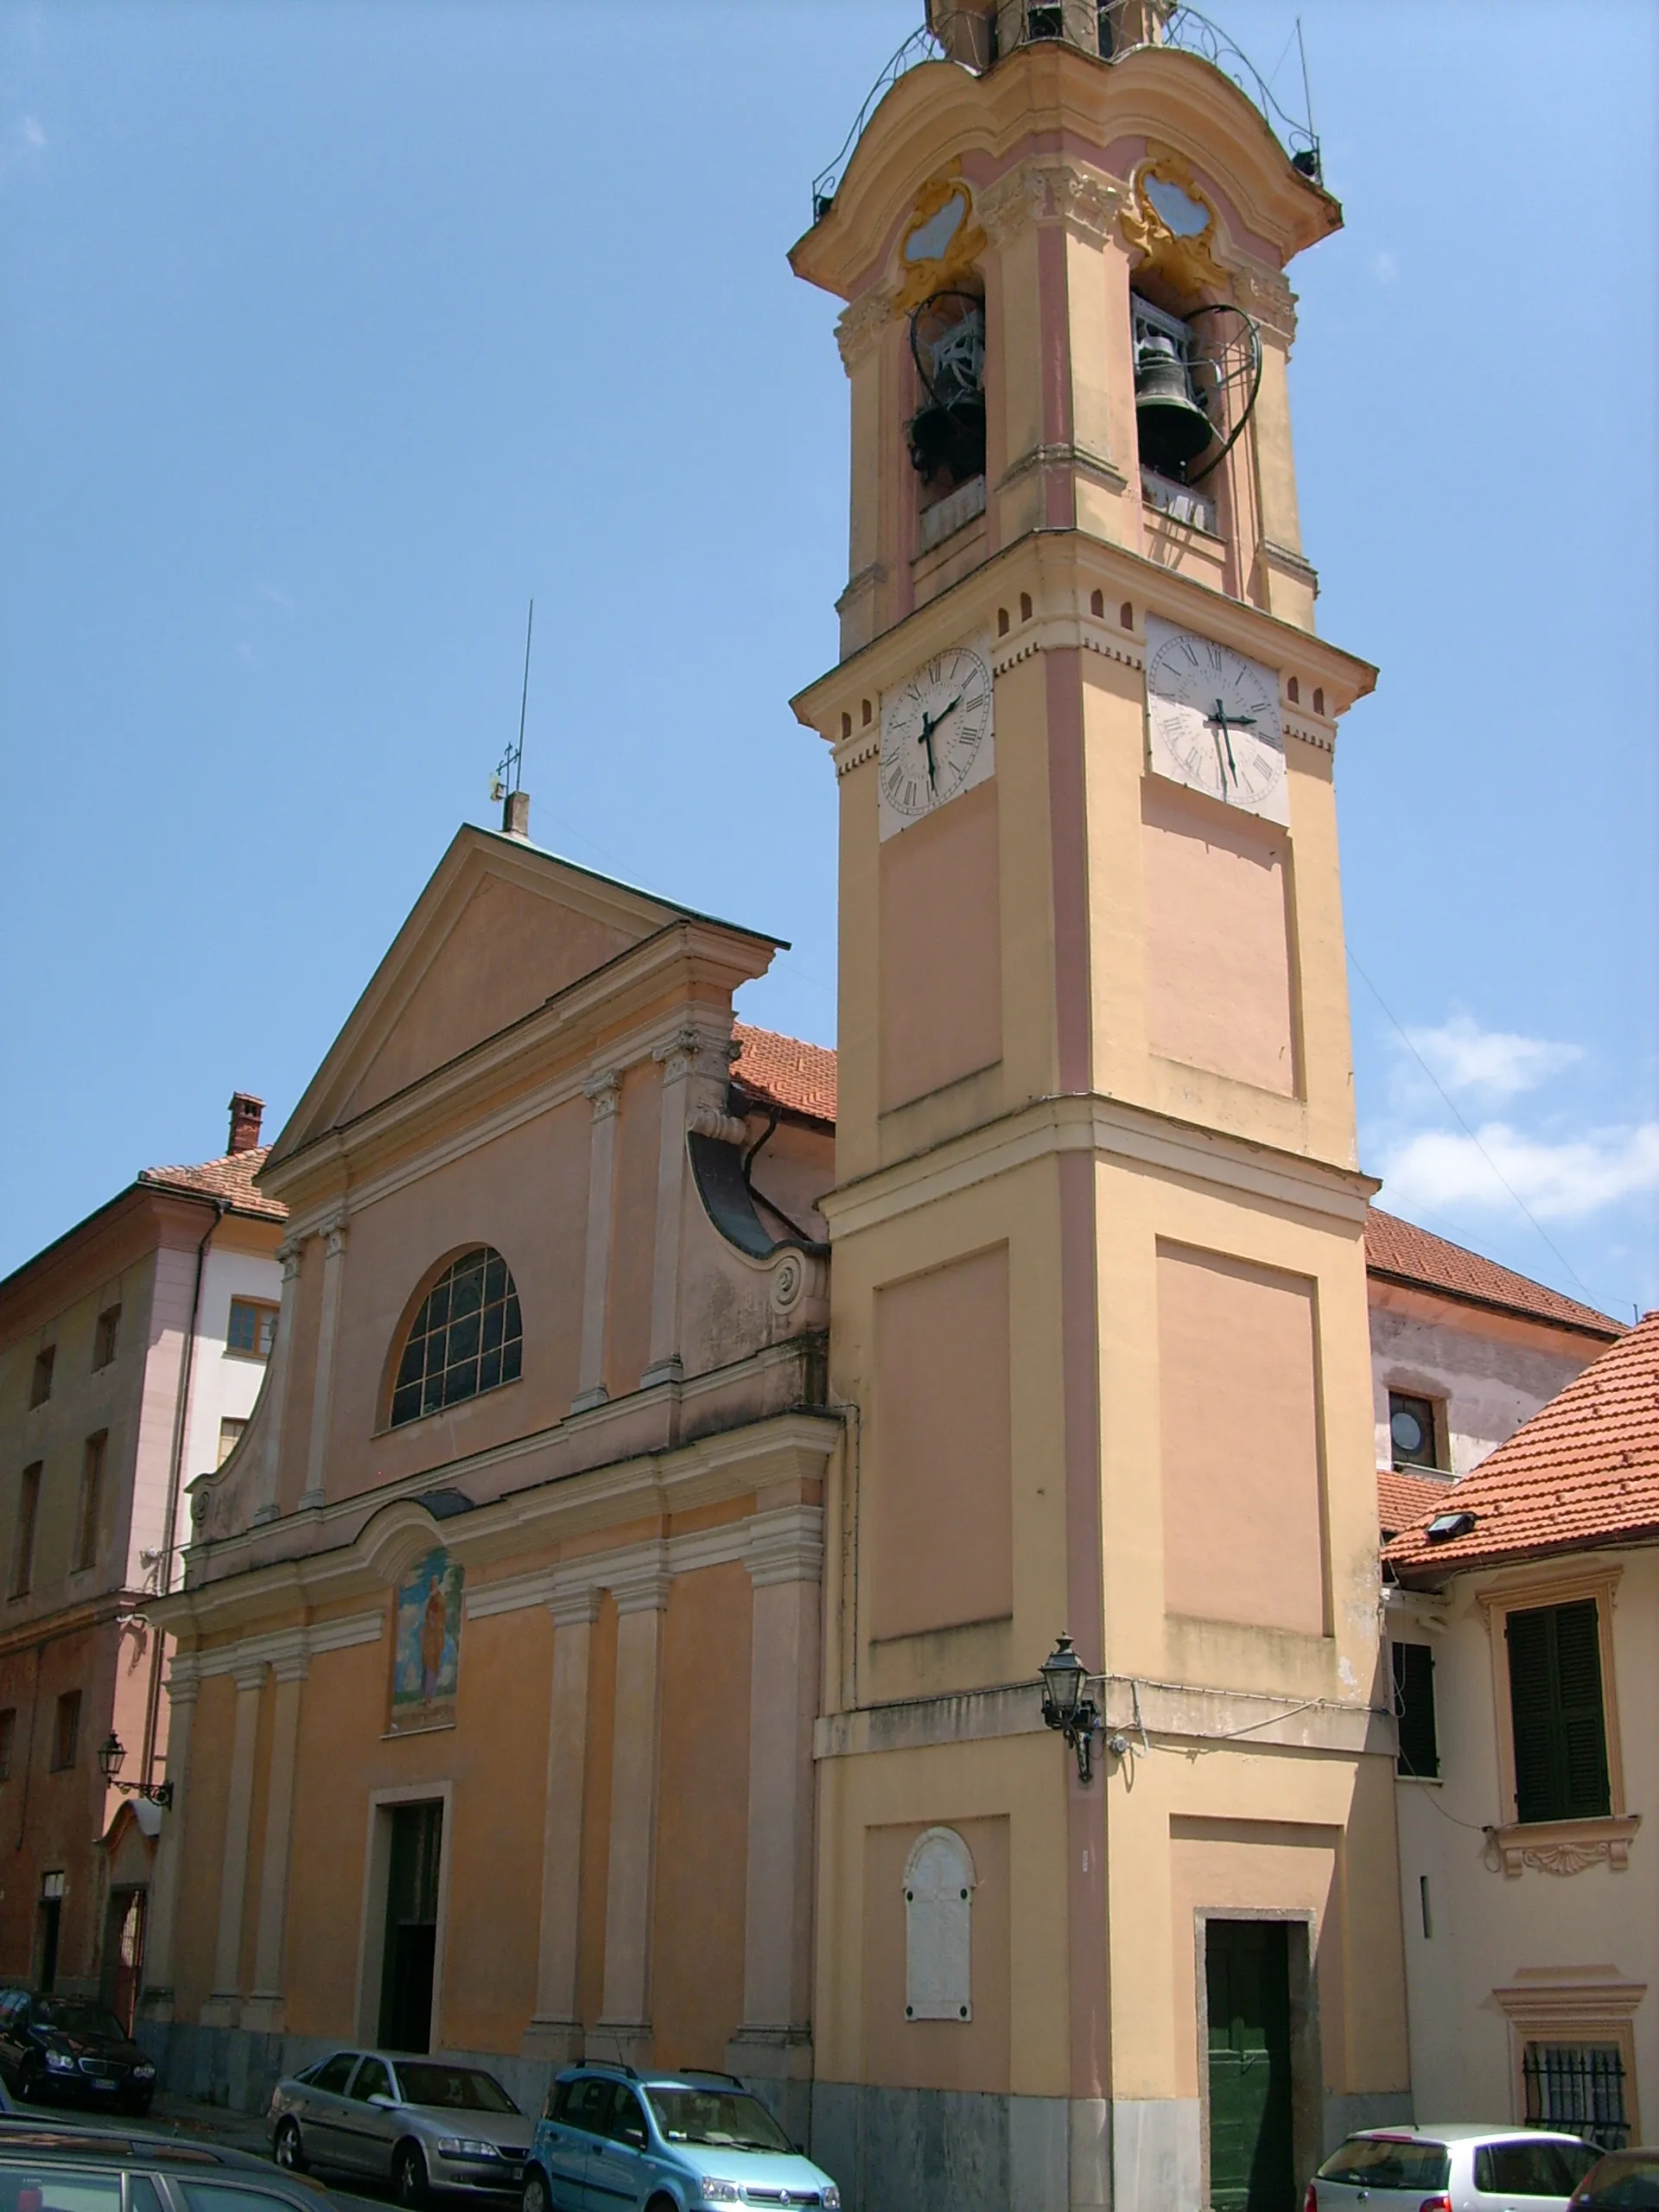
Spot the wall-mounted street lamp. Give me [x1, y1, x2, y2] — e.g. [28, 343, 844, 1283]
[1039, 1632, 1101, 1785]
[97, 1732, 172, 1810]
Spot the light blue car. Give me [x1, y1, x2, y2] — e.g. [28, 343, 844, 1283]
[522, 2066, 840, 2212]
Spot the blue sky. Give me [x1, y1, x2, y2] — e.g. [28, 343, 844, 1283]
[2, 2, 1654, 1318]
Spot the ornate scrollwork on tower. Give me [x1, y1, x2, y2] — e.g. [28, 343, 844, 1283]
[1119, 148, 1228, 297]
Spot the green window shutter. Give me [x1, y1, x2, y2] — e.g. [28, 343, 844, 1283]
[1553, 1601, 1611, 1819]
[1507, 1600, 1611, 1824]
[1392, 1642, 1440, 1778]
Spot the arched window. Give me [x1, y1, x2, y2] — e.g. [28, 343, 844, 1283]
[904, 1827, 976, 2022]
[389, 1248, 522, 1427]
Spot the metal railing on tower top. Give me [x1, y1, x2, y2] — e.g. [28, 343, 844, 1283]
[809, 4, 1321, 223]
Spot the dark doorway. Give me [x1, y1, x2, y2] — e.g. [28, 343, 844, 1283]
[37, 1897, 61, 1994]
[103, 1891, 147, 2032]
[1206, 1919, 1296, 2212]
[378, 1802, 442, 2052]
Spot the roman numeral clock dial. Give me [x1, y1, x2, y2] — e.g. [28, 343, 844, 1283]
[878, 641, 995, 840]
[1145, 615, 1288, 826]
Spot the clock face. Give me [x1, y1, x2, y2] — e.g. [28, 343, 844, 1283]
[879, 641, 995, 839]
[1144, 615, 1287, 825]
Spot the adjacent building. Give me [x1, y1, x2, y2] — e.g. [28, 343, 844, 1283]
[1384, 1313, 1659, 2150]
[0, 1096, 285, 2019]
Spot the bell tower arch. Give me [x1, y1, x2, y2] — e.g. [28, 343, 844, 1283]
[790, 16, 1408, 2212]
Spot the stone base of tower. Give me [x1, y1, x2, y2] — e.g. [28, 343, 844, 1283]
[807, 2084, 1412, 2212]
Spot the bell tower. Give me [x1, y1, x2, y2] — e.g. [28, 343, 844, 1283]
[790, 11, 1408, 2212]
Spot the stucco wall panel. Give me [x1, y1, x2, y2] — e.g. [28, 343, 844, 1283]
[650, 1561, 752, 2069]
[1141, 780, 1295, 1098]
[871, 1245, 1013, 1643]
[281, 1637, 391, 2037]
[879, 781, 1002, 1114]
[1157, 1242, 1324, 1637]
[173, 1670, 238, 2018]
[863, 1815, 1010, 2093]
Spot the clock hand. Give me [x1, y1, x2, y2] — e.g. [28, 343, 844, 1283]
[931, 693, 964, 727]
[1207, 700, 1240, 784]
[917, 710, 938, 791]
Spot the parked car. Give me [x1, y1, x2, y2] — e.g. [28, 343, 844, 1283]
[0, 2130, 331, 2212]
[1570, 2149, 1659, 2208]
[268, 2050, 533, 2202]
[0, 1995, 156, 2115]
[1308, 2126, 1603, 2212]
[522, 2066, 840, 2212]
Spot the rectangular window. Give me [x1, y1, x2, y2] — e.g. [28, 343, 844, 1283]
[1522, 2043, 1630, 2152]
[1389, 1389, 1444, 1471]
[217, 1418, 247, 1468]
[0, 1708, 15, 1781]
[1506, 1599, 1611, 1823]
[73, 1433, 106, 1573]
[11, 1464, 42, 1599]
[92, 1306, 121, 1370]
[29, 1347, 54, 1408]
[226, 1299, 278, 1360]
[50, 1690, 80, 1771]
[1393, 1641, 1440, 1778]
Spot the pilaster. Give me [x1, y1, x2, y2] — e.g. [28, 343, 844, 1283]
[200, 1661, 265, 2024]
[643, 1027, 736, 1389]
[728, 1508, 824, 2090]
[136, 1656, 198, 2022]
[241, 1643, 308, 2032]
[573, 1072, 622, 1414]
[524, 1581, 601, 2064]
[595, 1560, 671, 2065]
[251, 1242, 301, 1526]
[298, 1217, 347, 1512]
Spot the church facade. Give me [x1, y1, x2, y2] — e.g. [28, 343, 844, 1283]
[132, 12, 1626, 2212]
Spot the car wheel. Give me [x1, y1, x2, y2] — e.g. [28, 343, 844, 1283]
[394, 2141, 429, 2209]
[122, 2095, 153, 2118]
[273, 2120, 308, 2174]
[521, 2171, 551, 2212]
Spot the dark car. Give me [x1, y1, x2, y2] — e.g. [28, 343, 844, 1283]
[0, 2129, 333, 2212]
[1570, 2150, 1659, 2209]
[0, 1995, 156, 2115]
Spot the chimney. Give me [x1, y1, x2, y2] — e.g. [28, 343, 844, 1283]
[227, 1092, 265, 1155]
[502, 788, 531, 841]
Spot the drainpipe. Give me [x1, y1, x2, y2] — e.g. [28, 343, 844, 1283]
[139, 1198, 225, 1784]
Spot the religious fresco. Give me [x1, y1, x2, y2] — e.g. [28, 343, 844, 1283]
[389, 1547, 463, 1732]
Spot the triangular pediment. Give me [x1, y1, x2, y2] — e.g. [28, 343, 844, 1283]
[266, 825, 761, 1170]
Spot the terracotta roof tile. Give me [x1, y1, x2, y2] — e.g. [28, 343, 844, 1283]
[1364, 1207, 1621, 1338]
[732, 1023, 837, 1127]
[137, 1147, 287, 1223]
[1385, 1310, 1659, 1580]
[1378, 1466, 1452, 1542]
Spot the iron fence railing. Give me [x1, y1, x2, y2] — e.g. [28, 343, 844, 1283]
[809, 5, 1321, 224]
[1522, 2044, 1630, 2152]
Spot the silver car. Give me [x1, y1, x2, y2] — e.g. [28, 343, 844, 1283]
[269, 2050, 534, 2204]
[1310, 2126, 1604, 2212]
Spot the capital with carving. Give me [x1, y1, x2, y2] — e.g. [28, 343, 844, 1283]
[276, 1239, 302, 1282]
[836, 288, 892, 373]
[584, 1069, 622, 1122]
[1232, 261, 1299, 342]
[980, 158, 1123, 249]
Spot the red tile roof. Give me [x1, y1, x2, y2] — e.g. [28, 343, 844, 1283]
[1364, 1207, 1622, 1339]
[138, 1147, 287, 1223]
[1378, 1466, 1452, 1542]
[1386, 1310, 1659, 1580]
[732, 1023, 837, 1127]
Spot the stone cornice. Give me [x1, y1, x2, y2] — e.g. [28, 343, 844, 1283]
[819, 1090, 1378, 1243]
[150, 1409, 842, 1645]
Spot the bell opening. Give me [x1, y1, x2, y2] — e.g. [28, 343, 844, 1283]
[907, 289, 988, 500]
[1132, 293, 1215, 481]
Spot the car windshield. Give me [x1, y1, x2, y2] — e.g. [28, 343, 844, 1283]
[1580, 2157, 1659, 2209]
[1319, 2137, 1452, 2192]
[31, 2005, 127, 2042]
[644, 2090, 791, 2156]
[392, 2067, 518, 2115]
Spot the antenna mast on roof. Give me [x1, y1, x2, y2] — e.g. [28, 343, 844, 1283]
[492, 599, 534, 838]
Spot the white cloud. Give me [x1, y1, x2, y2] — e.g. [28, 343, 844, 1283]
[0, 115, 45, 176]
[1402, 1013, 1582, 1103]
[1380, 1121, 1659, 1224]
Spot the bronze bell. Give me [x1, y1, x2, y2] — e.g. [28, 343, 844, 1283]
[1135, 332, 1213, 474]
